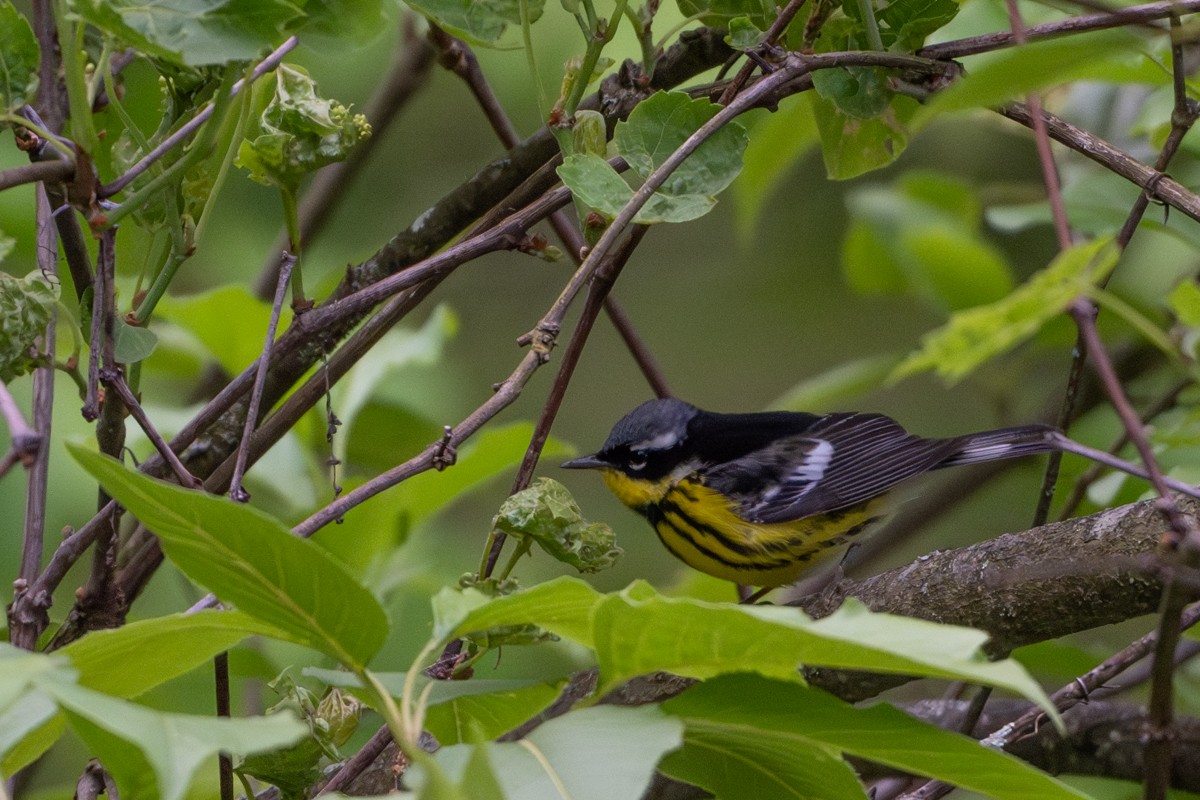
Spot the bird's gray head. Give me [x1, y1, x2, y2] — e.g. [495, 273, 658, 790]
[562, 398, 699, 477]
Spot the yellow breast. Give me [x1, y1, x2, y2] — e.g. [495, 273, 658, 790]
[601, 468, 886, 587]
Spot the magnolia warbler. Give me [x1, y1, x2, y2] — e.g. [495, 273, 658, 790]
[561, 398, 1059, 589]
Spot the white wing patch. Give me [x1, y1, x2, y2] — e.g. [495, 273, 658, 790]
[757, 439, 833, 505]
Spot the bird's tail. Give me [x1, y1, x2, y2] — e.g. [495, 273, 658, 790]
[936, 424, 1059, 468]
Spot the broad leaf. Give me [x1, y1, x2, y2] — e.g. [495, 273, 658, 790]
[50, 681, 306, 800]
[67, 0, 303, 67]
[112, 318, 160, 364]
[157, 285, 280, 375]
[61, 610, 286, 698]
[811, 92, 919, 180]
[69, 445, 389, 670]
[665, 675, 1089, 800]
[436, 706, 683, 800]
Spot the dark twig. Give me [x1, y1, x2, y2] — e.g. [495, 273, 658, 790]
[100, 37, 298, 198]
[215, 651, 234, 800]
[315, 724, 394, 796]
[715, 0, 809, 106]
[0, 159, 73, 191]
[101, 372, 201, 489]
[230, 252, 295, 502]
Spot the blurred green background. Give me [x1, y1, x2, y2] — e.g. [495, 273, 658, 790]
[6, 1, 1200, 792]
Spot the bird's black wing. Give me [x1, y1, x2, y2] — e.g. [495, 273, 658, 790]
[705, 413, 962, 523]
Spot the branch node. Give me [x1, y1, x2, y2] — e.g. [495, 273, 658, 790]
[432, 425, 456, 471]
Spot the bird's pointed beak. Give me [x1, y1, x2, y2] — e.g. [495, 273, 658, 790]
[561, 454, 608, 470]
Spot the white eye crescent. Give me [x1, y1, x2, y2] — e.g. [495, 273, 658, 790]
[628, 451, 648, 471]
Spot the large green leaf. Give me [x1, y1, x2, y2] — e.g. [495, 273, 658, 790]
[0, 2, 38, 112]
[892, 237, 1118, 383]
[663, 723, 868, 800]
[435, 578, 1057, 719]
[665, 675, 1089, 800]
[67, 0, 304, 66]
[436, 706, 683, 800]
[50, 681, 306, 800]
[69, 445, 389, 670]
[61, 610, 287, 698]
[811, 92, 919, 180]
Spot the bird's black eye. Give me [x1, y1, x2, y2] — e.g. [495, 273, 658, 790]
[627, 450, 649, 472]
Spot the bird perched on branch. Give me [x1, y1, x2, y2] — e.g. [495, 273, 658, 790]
[562, 397, 1193, 593]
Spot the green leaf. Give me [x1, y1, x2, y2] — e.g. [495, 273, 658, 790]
[436, 706, 683, 800]
[403, 0, 545, 46]
[768, 353, 902, 412]
[237, 64, 372, 191]
[333, 304, 457, 461]
[439, 576, 606, 646]
[295, 0, 386, 42]
[676, 0, 775, 28]
[666, 675, 1089, 800]
[732, 99, 819, 237]
[157, 285, 279, 375]
[877, 0, 959, 50]
[68, 445, 389, 670]
[435, 579, 1057, 721]
[811, 92, 918, 179]
[60, 610, 285, 698]
[49, 681, 307, 800]
[0, 270, 58, 382]
[842, 173, 1012, 310]
[915, 30, 1157, 128]
[0, 2, 39, 111]
[1169, 280, 1200, 326]
[558, 92, 748, 225]
[812, 67, 892, 120]
[492, 478, 621, 573]
[892, 237, 1119, 383]
[591, 587, 1057, 714]
[0, 691, 60, 771]
[726, 16, 767, 49]
[663, 719, 867, 800]
[305, 667, 564, 745]
[112, 318, 159, 364]
[66, 0, 304, 67]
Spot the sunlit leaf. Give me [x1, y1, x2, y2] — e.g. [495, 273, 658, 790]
[492, 478, 621, 573]
[404, 0, 546, 46]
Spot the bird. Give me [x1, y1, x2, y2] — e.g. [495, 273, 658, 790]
[561, 397, 1060, 591]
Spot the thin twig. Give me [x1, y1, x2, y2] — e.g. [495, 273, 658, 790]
[314, 725, 394, 795]
[215, 651, 234, 800]
[99, 37, 298, 198]
[230, 252, 295, 501]
[715, 0, 809, 106]
[102, 371, 201, 488]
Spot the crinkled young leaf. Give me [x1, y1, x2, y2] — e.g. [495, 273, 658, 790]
[891, 237, 1118, 383]
[0, 2, 39, 111]
[0, 270, 57, 382]
[404, 0, 544, 46]
[68, 445, 389, 670]
[238, 64, 371, 191]
[67, 0, 303, 67]
[492, 477, 621, 573]
[665, 675, 1089, 800]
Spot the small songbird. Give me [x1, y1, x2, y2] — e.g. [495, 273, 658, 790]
[562, 398, 1058, 590]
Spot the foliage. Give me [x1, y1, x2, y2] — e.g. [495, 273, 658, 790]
[2, 0, 1200, 798]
